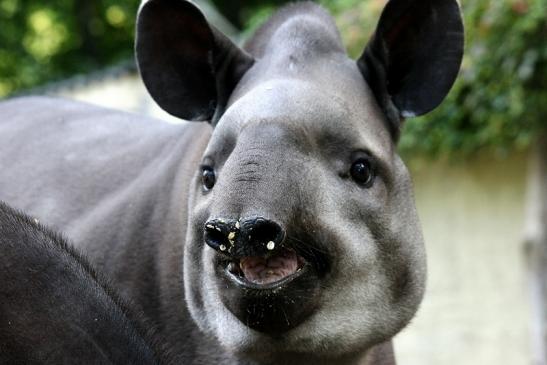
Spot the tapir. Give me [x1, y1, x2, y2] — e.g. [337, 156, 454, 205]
[0, 201, 169, 364]
[0, 0, 464, 363]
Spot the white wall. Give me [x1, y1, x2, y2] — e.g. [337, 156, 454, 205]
[396, 153, 532, 365]
[52, 72, 182, 123]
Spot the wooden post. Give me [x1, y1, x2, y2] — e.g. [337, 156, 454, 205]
[524, 132, 547, 365]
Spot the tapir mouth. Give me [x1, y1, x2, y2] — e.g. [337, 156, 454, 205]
[205, 217, 331, 333]
[226, 248, 308, 286]
[214, 238, 328, 334]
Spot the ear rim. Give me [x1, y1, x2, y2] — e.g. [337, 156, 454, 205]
[357, 0, 465, 140]
[135, 0, 254, 124]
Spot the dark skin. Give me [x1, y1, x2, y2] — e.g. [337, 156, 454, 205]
[0, 202, 169, 365]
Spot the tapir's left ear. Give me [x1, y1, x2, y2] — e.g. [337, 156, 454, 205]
[136, 0, 254, 123]
[357, 0, 464, 139]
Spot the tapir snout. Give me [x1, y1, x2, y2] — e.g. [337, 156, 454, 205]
[204, 216, 285, 258]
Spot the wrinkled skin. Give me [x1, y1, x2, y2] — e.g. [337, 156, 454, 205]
[0, 1, 463, 364]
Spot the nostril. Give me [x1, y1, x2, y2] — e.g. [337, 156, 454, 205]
[205, 217, 285, 256]
[204, 227, 228, 251]
[247, 219, 284, 248]
[204, 218, 241, 252]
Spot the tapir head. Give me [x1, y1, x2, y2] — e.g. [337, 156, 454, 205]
[136, 0, 463, 360]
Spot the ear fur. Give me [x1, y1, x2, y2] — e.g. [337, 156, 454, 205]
[358, 0, 464, 140]
[136, 0, 254, 123]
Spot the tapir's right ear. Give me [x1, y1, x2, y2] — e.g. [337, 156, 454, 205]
[136, 0, 254, 123]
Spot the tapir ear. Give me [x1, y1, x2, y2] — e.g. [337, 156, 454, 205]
[136, 0, 254, 123]
[357, 0, 464, 139]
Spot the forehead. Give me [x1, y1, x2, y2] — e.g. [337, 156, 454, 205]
[219, 78, 393, 159]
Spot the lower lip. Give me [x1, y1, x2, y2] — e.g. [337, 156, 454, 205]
[224, 263, 311, 290]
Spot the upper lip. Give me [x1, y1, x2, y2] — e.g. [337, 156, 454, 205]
[204, 218, 332, 287]
[215, 239, 330, 289]
[225, 259, 310, 290]
[223, 247, 309, 288]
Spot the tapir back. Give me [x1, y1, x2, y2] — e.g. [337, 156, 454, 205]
[0, 96, 208, 232]
[0, 96, 211, 312]
[0, 201, 168, 364]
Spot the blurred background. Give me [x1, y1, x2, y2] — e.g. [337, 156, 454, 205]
[0, 0, 545, 364]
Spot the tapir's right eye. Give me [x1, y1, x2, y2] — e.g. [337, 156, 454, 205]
[201, 166, 216, 191]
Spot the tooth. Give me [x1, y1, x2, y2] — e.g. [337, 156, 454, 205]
[219, 244, 226, 251]
[235, 221, 240, 229]
[228, 232, 236, 240]
[267, 241, 275, 250]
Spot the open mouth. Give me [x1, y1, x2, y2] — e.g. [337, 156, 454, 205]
[215, 245, 321, 333]
[225, 248, 308, 287]
[204, 217, 331, 332]
[208, 227, 330, 333]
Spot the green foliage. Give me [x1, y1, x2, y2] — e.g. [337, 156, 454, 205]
[1, 0, 545, 156]
[0, 0, 138, 97]
[399, 0, 547, 157]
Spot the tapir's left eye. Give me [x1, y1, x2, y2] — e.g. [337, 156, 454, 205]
[350, 158, 374, 187]
[202, 166, 216, 190]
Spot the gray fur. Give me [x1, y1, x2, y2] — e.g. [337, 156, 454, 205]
[0, 1, 463, 364]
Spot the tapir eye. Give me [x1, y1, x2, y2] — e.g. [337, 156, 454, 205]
[201, 167, 216, 190]
[350, 158, 374, 187]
